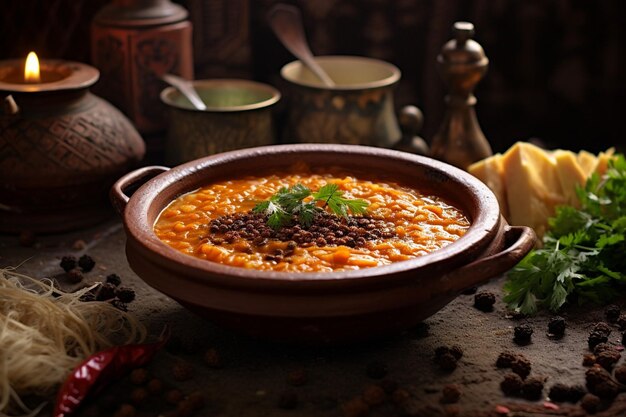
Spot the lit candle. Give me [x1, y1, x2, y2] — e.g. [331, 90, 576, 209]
[24, 52, 40, 83]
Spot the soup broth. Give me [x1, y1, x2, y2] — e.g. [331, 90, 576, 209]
[154, 167, 470, 272]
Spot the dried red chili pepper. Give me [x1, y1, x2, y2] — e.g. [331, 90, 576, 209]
[53, 330, 168, 417]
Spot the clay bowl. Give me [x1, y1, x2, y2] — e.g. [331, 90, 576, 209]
[111, 144, 534, 344]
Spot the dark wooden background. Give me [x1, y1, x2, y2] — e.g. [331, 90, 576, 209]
[2, 0, 625, 153]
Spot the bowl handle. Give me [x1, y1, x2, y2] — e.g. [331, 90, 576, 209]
[442, 225, 536, 293]
[110, 166, 169, 214]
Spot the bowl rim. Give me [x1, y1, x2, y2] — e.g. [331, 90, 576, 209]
[280, 55, 401, 91]
[124, 144, 500, 286]
[160, 79, 281, 113]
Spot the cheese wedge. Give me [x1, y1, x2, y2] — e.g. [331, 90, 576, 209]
[595, 148, 616, 176]
[502, 142, 566, 238]
[577, 150, 598, 177]
[554, 150, 587, 206]
[468, 154, 509, 220]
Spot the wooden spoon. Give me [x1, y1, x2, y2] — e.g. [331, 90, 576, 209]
[267, 4, 336, 88]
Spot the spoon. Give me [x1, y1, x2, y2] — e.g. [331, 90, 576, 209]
[161, 74, 207, 111]
[267, 4, 335, 88]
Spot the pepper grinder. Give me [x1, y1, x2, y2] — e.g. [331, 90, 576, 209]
[430, 22, 493, 169]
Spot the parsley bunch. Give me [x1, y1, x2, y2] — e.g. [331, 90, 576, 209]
[504, 154, 626, 315]
[252, 183, 369, 229]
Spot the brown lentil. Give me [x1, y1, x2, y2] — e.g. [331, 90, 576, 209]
[130, 387, 149, 405]
[441, 384, 462, 404]
[147, 378, 163, 394]
[580, 393, 601, 414]
[511, 355, 532, 379]
[165, 389, 184, 405]
[129, 368, 149, 385]
[172, 361, 194, 381]
[204, 348, 222, 368]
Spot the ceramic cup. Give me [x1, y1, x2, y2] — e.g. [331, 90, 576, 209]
[281, 56, 401, 147]
[160, 79, 280, 165]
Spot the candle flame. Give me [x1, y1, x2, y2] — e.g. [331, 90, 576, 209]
[24, 52, 41, 83]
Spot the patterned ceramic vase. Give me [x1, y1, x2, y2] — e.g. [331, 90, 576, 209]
[0, 64, 145, 233]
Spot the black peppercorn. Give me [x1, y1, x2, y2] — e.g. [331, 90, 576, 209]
[78, 254, 96, 272]
[568, 385, 586, 403]
[500, 373, 523, 396]
[115, 287, 136, 303]
[588, 322, 611, 349]
[547, 316, 566, 337]
[548, 383, 570, 402]
[521, 376, 545, 401]
[514, 324, 533, 344]
[496, 351, 516, 368]
[105, 274, 122, 286]
[473, 291, 496, 312]
[96, 283, 117, 301]
[60, 255, 77, 272]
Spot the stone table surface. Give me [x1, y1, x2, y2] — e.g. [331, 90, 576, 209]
[2, 220, 626, 417]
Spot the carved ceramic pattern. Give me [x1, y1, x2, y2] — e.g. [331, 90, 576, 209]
[93, 35, 126, 112]
[166, 111, 273, 164]
[285, 89, 399, 146]
[0, 98, 143, 182]
[136, 38, 179, 122]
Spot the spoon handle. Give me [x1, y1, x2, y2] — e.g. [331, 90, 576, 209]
[267, 4, 336, 88]
[162, 74, 207, 111]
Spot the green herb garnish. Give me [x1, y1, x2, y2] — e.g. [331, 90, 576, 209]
[504, 154, 626, 315]
[252, 183, 369, 229]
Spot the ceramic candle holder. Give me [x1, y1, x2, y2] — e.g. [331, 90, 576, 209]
[0, 59, 145, 233]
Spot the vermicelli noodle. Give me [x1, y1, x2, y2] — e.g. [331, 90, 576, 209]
[0, 268, 146, 416]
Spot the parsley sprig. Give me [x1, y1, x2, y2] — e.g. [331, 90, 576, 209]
[252, 183, 369, 229]
[504, 154, 626, 315]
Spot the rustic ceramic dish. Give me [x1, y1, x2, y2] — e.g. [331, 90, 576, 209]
[160, 79, 280, 165]
[281, 56, 402, 147]
[111, 144, 534, 343]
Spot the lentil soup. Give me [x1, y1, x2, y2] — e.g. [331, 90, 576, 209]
[153, 168, 470, 272]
